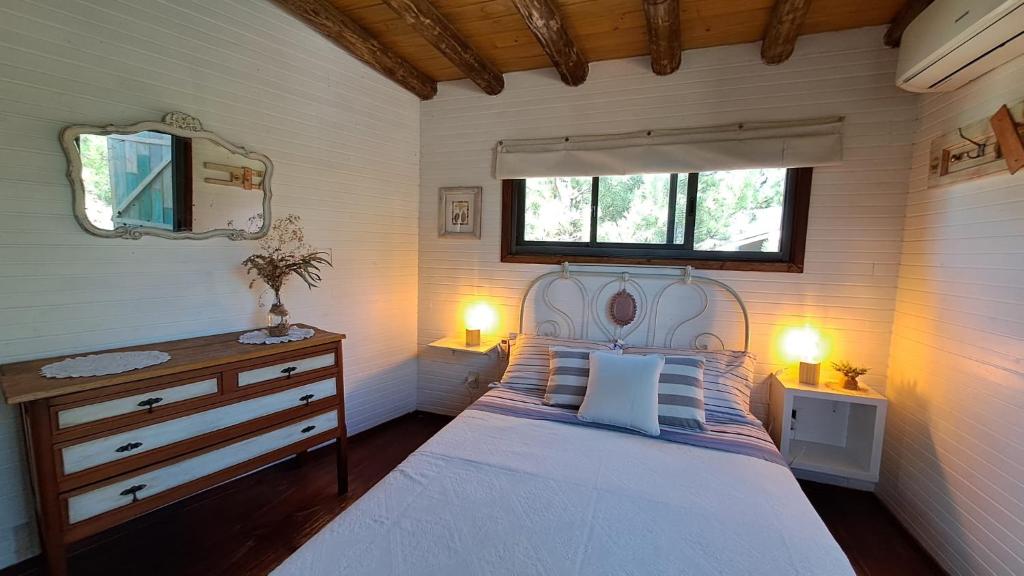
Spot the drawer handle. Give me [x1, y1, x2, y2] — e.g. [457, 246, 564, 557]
[301, 425, 316, 434]
[115, 441, 144, 453]
[299, 394, 315, 406]
[120, 484, 147, 503]
[281, 366, 298, 377]
[137, 397, 164, 413]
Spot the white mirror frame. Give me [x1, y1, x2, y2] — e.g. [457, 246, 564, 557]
[59, 112, 273, 240]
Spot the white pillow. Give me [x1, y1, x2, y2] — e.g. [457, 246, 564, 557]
[577, 352, 664, 436]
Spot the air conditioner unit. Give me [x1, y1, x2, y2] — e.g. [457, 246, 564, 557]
[896, 0, 1024, 92]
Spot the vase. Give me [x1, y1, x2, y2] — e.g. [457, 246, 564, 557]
[842, 376, 860, 391]
[267, 293, 291, 337]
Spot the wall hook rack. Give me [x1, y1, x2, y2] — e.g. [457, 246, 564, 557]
[955, 128, 987, 161]
[203, 162, 265, 190]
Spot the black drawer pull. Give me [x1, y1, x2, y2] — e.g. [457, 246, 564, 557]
[120, 484, 147, 503]
[115, 441, 143, 453]
[299, 394, 315, 406]
[281, 366, 298, 377]
[301, 425, 316, 434]
[137, 397, 163, 413]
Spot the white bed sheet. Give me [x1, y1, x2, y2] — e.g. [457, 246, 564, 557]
[273, 409, 853, 575]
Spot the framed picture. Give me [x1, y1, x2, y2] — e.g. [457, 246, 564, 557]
[438, 186, 482, 238]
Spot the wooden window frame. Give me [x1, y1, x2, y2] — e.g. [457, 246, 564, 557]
[501, 167, 813, 273]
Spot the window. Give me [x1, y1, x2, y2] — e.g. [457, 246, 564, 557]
[501, 167, 812, 272]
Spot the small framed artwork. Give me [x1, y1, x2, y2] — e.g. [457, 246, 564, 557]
[438, 186, 482, 238]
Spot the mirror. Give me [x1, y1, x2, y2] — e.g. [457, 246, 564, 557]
[61, 112, 272, 240]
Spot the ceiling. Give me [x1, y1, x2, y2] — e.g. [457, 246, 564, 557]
[326, 0, 907, 83]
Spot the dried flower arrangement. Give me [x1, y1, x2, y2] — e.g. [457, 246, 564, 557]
[831, 361, 869, 390]
[241, 214, 331, 336]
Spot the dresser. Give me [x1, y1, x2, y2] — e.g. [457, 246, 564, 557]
[0, 326, 347, 576]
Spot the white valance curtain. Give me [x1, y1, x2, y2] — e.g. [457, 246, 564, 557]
[494, 116, 844, 179]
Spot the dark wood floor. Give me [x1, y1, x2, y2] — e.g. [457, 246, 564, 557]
[801, 480, 946, 576]
[3, 411, 944, 576]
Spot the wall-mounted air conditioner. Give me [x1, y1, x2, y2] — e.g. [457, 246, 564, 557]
[896, 0, 1024, 92]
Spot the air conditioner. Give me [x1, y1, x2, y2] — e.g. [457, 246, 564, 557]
[896, 0, 1024, 92]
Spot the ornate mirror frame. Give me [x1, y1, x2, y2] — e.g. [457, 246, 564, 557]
[59, 112, 273, 240]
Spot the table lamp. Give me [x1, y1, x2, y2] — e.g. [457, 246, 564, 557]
[784, 326, 822, 386]
[464, 302, 495, 347]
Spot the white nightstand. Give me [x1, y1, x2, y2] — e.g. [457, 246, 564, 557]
[768, 371, 888, 490]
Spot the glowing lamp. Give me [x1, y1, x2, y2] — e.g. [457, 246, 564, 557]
[464, 302, 495, 347]
[783, 326, 822, 386]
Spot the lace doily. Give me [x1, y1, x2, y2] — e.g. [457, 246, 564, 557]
[238, 326, 315, 345]
[41, 351, 171, 379]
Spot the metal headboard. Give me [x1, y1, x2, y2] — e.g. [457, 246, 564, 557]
[518, 263, 750, 352]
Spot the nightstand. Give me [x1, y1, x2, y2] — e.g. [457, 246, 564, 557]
[768, 371, 887, 490]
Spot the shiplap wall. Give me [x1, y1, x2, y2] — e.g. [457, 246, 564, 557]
[0, 0, 419, 567]
[880, 56, 1024, 576]
[418, 27, 918, 418]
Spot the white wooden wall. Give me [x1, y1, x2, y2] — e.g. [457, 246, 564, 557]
[0, 0, 420, 567]
[880, 55, 1024, 576]
[418, 27, 918, 419]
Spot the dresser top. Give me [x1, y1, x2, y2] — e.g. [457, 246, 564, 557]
[0, 325, 344, 405]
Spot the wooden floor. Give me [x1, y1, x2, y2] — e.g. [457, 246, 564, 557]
[3, 411, 944, 576]
[801, 480, 947, 576]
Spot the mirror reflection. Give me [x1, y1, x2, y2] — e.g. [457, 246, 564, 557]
[78, 132, 265, 233]
[63, 113, 271, 240]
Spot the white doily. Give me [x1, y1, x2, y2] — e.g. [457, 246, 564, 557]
[238, 326, 315, 345]
[41, 351, 171, 379]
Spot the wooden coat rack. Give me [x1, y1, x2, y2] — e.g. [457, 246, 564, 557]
[929, 98, 1024, 187]
[203, 162, 265, 190]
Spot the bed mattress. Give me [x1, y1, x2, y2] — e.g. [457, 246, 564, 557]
[273, 390, 853, 576]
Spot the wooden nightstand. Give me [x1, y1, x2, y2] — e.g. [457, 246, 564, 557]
[768, 371, 887, 490]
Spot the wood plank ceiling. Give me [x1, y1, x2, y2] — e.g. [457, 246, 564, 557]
[274, 0, 925, 99]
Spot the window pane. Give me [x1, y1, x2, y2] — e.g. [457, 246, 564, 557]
[523, 177, 593, 242]
[694, 168, 787, 252]
[596, 174, 670, 244]
[672, 173, 689, 245]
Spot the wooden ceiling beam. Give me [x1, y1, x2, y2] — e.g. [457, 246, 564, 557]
[271, 0, 437, 100]
[884, 0, 933, 48]
[381, 0, 504, 95]
[761, 0, 813, 65]
[510, 0, 589, 86]
[642, 0, 681, 75]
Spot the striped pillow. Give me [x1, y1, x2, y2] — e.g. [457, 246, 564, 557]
[542, 347, 621, 407]
[500, 335, 616, 393]
[625, 347, 756, 422]
[656, 355, 707, 431]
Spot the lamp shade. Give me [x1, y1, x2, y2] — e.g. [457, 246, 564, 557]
[465, 302, 496, 332]
[783, 326, 822, 364]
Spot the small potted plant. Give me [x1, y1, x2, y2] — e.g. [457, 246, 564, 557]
[831, 361, 869, 391]
[242, 214, 331, 336]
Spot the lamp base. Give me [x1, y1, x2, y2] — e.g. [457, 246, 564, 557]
[465, 329, 481, 347]
[799, 361, 820, 386]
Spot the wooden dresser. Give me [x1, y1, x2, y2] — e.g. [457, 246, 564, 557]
[0, 325, 346, 576]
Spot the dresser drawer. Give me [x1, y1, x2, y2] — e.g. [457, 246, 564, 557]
[237, 351, 336, 387]
[56, 378, 219, 430]
[60, 378, 337, 475]
[65, 410, 339, 525]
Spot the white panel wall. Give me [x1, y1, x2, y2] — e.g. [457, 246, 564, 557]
[0, 0, 420, 567]
[880, 56, 1024, 576]
[418, 27, 918, 418]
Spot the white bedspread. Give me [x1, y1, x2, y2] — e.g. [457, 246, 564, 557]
[273, 409, 853, 576]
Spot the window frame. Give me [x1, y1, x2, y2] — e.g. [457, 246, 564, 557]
[500, 167, 813, 272]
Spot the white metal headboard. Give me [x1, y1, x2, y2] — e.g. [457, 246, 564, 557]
[518, 263, 750, 352]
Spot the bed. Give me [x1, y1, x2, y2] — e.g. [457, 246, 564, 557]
[273, 266, 854, 575]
